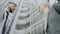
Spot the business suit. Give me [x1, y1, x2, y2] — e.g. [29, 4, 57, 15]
[46, 3, 60, 34]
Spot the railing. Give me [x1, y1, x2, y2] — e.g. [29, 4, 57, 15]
[25, 18, 45, 34]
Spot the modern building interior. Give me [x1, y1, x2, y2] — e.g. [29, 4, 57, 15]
[0, 0, 58, 34]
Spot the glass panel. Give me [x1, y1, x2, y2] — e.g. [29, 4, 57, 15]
[15, 22, 30, 30]
[18, 14, 30, 20]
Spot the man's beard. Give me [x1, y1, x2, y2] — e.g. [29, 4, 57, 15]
[9, 8, 13, 13]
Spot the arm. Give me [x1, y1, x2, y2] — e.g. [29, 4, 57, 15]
[0, 3, 5, 23]
[53, 3, 60, 13]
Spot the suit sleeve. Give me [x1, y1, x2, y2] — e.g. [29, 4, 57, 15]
[0, 3, 5, 23]
[53, 3, 60, 13]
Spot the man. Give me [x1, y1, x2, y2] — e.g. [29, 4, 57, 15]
[0, 2, 17, 34]
[46, 0, 60, 34]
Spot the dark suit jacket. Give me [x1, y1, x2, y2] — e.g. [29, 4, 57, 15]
[58, 0, 60, 3]
[46, 3, 60, 34]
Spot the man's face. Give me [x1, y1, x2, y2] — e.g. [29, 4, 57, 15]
[8, 3, 17, 13]
[38, 3, 50, 15]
